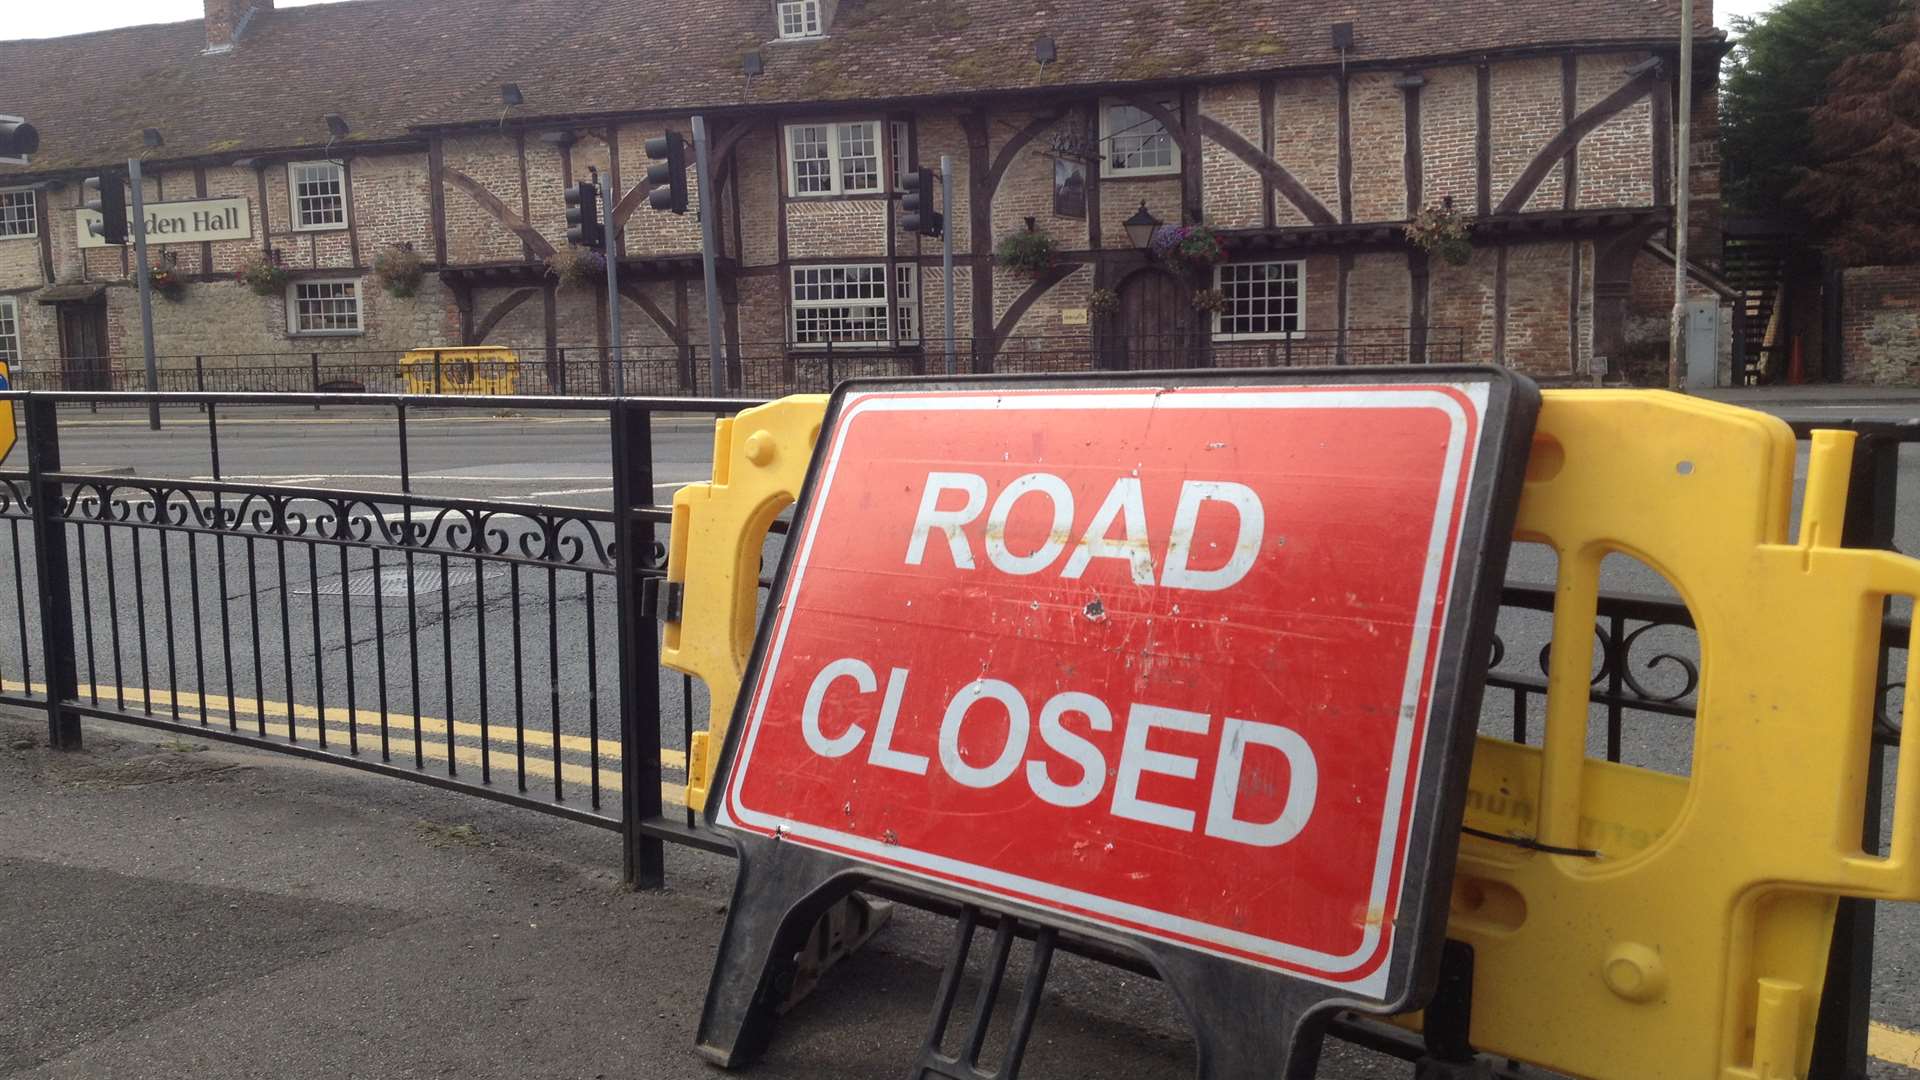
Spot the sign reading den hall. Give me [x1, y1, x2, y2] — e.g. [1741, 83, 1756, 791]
[76, 196, 252, 249]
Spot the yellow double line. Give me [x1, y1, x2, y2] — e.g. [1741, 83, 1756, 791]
[4, 679, 689, 806]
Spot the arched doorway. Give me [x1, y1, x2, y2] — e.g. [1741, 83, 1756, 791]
[1110, 268, 1202, 370]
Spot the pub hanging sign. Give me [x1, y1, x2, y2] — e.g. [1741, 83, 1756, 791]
[77, 195, 253, 249]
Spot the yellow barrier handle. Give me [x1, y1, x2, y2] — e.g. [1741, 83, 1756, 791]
[1827, 546, 1920, 898]
[659, 396, 825, 812]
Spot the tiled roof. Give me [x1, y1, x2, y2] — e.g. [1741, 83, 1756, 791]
[2, 0, 1710, 176]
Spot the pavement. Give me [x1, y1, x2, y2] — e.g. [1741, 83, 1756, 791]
[1, 710, 1434, 1080]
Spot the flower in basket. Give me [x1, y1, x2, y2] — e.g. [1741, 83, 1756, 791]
[1150, 224, 1228, 277]
[994, 228, 1059, 275]
[234, 248, 290, 296]
[1190, 287, 1226, 314]
[146, 265, 185, 301]
[373, 243, 425, 298]
[1404, 199, 1474, 267]
[1088, 287, 1120, 314]
[547, 246, 608, 287]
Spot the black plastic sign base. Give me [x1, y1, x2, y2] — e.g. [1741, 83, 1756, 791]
[696, 367, 1541, 1078]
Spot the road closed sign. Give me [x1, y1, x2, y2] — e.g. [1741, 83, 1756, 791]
[710, 371, 1536, 1011]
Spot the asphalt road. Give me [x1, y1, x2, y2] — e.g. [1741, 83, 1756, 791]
[0, 397, 1915, 1072]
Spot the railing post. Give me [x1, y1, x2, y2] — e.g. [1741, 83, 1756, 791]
[195, 354, 207, 413]
[1806, 427, 1900, 1080]
[610, 398, 666, 888]
[824, 339, 836, 393]
[556, 346, 568, 395]
[25, 397, 79, 750]
[309, 352, 322, 411]
[432, 349, 444, 396]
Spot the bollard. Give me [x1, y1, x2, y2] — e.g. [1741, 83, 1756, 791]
[25, 398, 79, 750]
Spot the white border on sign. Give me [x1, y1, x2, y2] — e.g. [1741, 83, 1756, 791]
[718, 384, 1485, 999]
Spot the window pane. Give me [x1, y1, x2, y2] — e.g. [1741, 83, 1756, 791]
[778, 0, 819, 37]
[838, 122, 879, 192]
[293, 281, 361, 333]
[0, 299, 19, 364]
[1217, 262, 1301, 337]
[890, 121, 912, 190]
[0, 190, 36, 238]
[292, 163, 345, 228]
[1107, 104, 1174, 172]
[895, 264, 918, 342]
[790, 125, 832, 194]
[791, 265, 890, 344]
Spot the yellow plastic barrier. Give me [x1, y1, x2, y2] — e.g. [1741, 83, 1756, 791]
[399, 345, 520, 395]
[659, 389, 1920, 1080]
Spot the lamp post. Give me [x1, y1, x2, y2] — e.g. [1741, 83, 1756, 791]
[1124, 202, 1162, 251]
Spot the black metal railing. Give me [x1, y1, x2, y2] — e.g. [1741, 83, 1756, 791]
[18, 329, 1468, 402]
[0, 390, 1900, 1077]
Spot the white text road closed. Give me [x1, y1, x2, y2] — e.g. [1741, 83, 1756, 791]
[717, 384, 1489, 995]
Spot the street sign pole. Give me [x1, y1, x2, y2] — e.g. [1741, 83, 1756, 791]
[127, 158, 160, 430]
[941, 154, 955, 376]
[692, 116, 729, 397]
[599, 167, 624, 397]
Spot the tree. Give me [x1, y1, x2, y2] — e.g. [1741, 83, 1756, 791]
[1720, 0, 1902, 223]
[1791, 2, 1920, 263]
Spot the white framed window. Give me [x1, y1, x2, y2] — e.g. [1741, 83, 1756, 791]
[785, 121, 883, 196]
[0, 297, 20, 364]
[790, 264, 894, 346]
[1100, 100, 1180, 178]
[288, 161, 346, 231]
[777, 0, 822, 38]
[287, 279, 363, 335]
[890, 120, 913, 191]
[0, 188, 37, 239]
[895, 264, 919, 343]
[1214, 261, 1304, 340]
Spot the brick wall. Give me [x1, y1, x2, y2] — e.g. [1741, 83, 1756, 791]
[1201, 84, 1265, 229]
[1345, 253, 1411, 332]
[1490, 57, 1563, 213]
[1430, 246, 1498, 361]
[991, 110, 1092, 253]
[1348, 73, 1407, 223]
[1841, 264, 1920, 386]
[1422, 66, 1479, 214]
[1271, 76, 1340, 227]
[1576, 53, 1655, 208]
[786, 200, 888, 260]
[1503, 241, 1575, 375]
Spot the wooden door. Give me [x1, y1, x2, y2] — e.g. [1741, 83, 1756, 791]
[57, 298, 108, 390]
[1114, 269, 1200, 370]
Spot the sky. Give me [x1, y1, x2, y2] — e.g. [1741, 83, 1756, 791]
[4, 0, 1781, 41]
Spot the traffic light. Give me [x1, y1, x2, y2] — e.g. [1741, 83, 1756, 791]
[82, 172, 129, 246]
[0, 117, 37, 163]
[564, 180, 603, 249]
[900, 166, 943, 238]
[645, 131, 688, 215]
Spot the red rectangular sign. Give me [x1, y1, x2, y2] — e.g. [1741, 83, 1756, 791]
[716, 383, 1490, 997]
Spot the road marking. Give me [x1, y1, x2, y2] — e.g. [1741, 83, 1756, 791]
[1, 678, 688, 772]
[1874, 1022, 1920, 1069]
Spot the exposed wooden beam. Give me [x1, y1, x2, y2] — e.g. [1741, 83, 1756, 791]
[1496, 67, 1659, 216]
[1197, 116, 1337, 227]
[472, 287, 536, 344]
[442, 165, 557, 260]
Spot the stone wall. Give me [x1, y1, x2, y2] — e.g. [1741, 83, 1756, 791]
[1841, 264, 1920, 386]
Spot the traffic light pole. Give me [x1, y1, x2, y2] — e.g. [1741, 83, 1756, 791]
[692, 116, 728, 397]
[598, 167, 624, 397]
[127, 158, 161, 430]
[941, 154, 955, 376]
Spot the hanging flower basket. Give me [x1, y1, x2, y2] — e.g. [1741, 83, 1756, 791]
[1149, 224, 1228, 278]
[995, 228, 1059, 275]
[546, 246, 607, 288]
[373, 243, 425, 298]
[146, 266, 185, 302]
[1088, 287, 1119, 314]
[1190, 287, 1226, 314]
[1405, 200, 1475, 267]
[234, 249, 289, 296]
